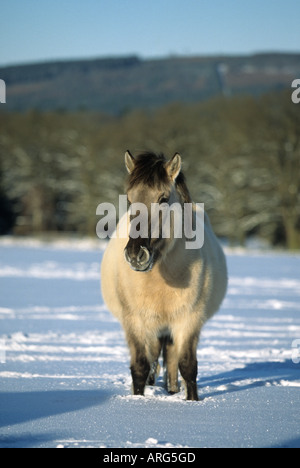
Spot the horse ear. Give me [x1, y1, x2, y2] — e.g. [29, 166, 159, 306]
[165, 153, 181, 181]
[125, 150, 135, 174]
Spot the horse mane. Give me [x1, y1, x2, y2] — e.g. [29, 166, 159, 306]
[127, 152, 192, 203]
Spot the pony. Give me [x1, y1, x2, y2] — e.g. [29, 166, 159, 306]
[101, 151, 227, 400]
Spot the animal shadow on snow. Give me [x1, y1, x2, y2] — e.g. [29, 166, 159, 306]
[0, 432, 59, 448]
[0, 389, 110, 429]
[200, 359, 299, 399]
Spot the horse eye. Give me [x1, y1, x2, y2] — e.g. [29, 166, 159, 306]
[159, 197, 169, 205]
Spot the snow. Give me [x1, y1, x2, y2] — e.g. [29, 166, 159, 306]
[0, 238, 299, 448]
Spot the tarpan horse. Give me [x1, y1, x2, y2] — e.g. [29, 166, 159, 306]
[101, 151, 227, 400]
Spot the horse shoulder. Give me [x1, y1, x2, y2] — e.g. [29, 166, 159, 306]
[196, 212, 228, 320]
[101, 222, 128, 321]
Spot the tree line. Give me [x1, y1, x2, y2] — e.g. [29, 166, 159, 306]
[0, 89, 299, 249]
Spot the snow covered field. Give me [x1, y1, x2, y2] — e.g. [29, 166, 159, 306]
[0, 238, 299, 448]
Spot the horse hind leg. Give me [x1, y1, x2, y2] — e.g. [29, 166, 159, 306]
[146, 337, 163, 386]
[163, 336, 180, 394]
[147, 360, 161, 386]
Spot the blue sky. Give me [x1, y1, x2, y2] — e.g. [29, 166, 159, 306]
[1, 0, 300, 66]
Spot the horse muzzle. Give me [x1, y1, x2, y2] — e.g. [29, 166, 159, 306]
[124, 245, 154, 273]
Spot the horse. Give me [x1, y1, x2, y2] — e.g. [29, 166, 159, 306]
[101, 151, 227, 400]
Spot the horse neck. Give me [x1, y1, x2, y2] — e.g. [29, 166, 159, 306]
[161, 199, 201, 263]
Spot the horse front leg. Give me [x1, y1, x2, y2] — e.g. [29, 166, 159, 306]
[128, 336, 150, 396]
[178, 334, 199, 401]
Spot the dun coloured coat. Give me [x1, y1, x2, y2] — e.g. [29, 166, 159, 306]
[101, 151, 227, 400]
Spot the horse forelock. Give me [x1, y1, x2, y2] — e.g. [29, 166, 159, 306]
[127, 152, 169, 190]
[126, 152, 192, 203]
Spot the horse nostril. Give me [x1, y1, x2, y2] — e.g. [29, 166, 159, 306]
[137, 247, 150, 265]
[124, 248, 131, 265]
[124, 246, 152, 271]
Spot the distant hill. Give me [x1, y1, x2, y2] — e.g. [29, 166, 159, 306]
[0, 53, 299, 114]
